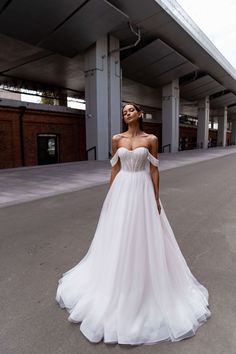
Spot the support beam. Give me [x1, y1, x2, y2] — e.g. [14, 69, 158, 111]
[85, 36, 121, 160]
[108, 36, 121, 151]
[217, 107, 227, 147]
[231, 120, 236, 145]
[57, 92, 67, 107]
[162, 79, 179, 152]
[211, 119, 214, 129]
[197, 97, 210, 149]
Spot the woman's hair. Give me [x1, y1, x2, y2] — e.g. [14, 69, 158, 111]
[122, 102, 144, 131]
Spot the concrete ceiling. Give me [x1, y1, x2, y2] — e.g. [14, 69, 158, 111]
[211, 93, 236, 108]
[0, 0, 128, 55]
[228, 106, 236, 113]
[122, 39, 197, 88]
[181, 75, 225, 101]
[228, 105, 236, 120]
[0, 33, 85, 95]
[0, 0, 236, 103]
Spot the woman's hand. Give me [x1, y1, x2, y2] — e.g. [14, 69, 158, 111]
[156, 199, 161, 214]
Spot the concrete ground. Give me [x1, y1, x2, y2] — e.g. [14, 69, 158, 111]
[1, 145, 236, 208]
[0, 148, 236, 354]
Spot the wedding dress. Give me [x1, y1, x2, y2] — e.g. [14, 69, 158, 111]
[55, 146, 210, 345]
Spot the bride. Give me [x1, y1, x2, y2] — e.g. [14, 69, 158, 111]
[55, 102, 211, 345]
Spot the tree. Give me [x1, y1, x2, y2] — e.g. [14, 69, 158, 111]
[41, 91, 55, 105]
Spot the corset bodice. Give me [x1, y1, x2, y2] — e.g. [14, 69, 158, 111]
[110, 147, 159, 172]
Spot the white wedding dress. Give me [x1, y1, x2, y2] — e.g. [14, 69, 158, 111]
[55, 146, 210, 345]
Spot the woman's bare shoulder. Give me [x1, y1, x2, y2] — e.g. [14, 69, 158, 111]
[145, 133, 158, 142]
[112, 134, 122, 142]
[111, 134, 123, 151]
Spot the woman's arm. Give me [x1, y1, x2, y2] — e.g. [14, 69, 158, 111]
[109, 135, 121, 188]
[149, 135, 161, 214]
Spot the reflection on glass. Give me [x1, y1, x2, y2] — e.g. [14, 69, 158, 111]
[48, 138, 56, 155]
[145, 113, 153, 120]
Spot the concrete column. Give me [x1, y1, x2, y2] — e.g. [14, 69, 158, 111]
[57, 92, 67, 107]
[232, 120, 236, 145]
[85, 35, 121, 160]
[162, 79, 179, 152]
[197, 97, 209, 149]
[108, 36, 121, 150]
[217, 107, 227, 147]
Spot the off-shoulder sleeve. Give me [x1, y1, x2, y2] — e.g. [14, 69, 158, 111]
[110, 150, 119, 167]
[148, 151, 159, 167]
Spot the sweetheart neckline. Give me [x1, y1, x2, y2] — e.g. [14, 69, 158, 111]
[117, 146, 149, 152]
[110, 146, 159, 167]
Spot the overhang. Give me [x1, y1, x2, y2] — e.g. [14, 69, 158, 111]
[211, 93, 236, 108]
[0, 0, 236, 101]
[228, 106, 236, 114]
[0, 0, 129, 57]
[122, 39, 197, 88]
[180, 75, 225, 101]
[228, 106, 236, 120]
[0, 32, 85, 95]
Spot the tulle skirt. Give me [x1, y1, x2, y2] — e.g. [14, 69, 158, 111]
[55, 169, 210, 345]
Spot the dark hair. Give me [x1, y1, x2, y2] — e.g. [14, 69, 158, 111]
[122, 102, 144, 131]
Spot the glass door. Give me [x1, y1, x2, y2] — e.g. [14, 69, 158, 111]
[37, 134, 59, 165]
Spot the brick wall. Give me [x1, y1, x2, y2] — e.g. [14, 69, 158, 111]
[0, 108, 21, 168]
[143, 122, 162, 153]
[1, 105, 232, 169]
[0, 106, 86, 169]
[226, 131, 232, 145]
[143, 124, 232, 151]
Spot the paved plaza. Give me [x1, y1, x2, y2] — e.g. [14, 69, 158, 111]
[0, 147, 236, 354]
[1, 146, 236, 208]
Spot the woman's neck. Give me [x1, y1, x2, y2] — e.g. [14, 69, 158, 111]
[126, 122, 142, 137]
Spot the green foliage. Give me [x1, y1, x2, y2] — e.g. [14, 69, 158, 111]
[41, 91, 55, 105]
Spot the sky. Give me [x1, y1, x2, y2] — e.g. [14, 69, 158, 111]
[176, 0, 236, 69]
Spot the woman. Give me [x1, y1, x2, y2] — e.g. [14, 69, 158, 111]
[55, 103, 211, 345]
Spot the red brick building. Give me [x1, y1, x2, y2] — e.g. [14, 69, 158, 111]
[0, 102, 232, 169]
[0, 103, 86, 169]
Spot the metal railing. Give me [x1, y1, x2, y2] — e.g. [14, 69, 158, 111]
[162, 144, 171, 153]
[86, 146, 96, 160]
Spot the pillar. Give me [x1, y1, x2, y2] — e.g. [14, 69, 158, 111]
[231, 119, 236, 145]
[85, 35, 121, 160]
[108, 36, 122, 146]
[197, 97, 209, 149]
[217, 107, 227, 147]
[211, 119, 214, 129]
[162, 79, 179, 152]
[57, 92, 67, 107]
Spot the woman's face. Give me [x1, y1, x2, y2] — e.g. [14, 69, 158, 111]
[123, 104, 141, 124]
